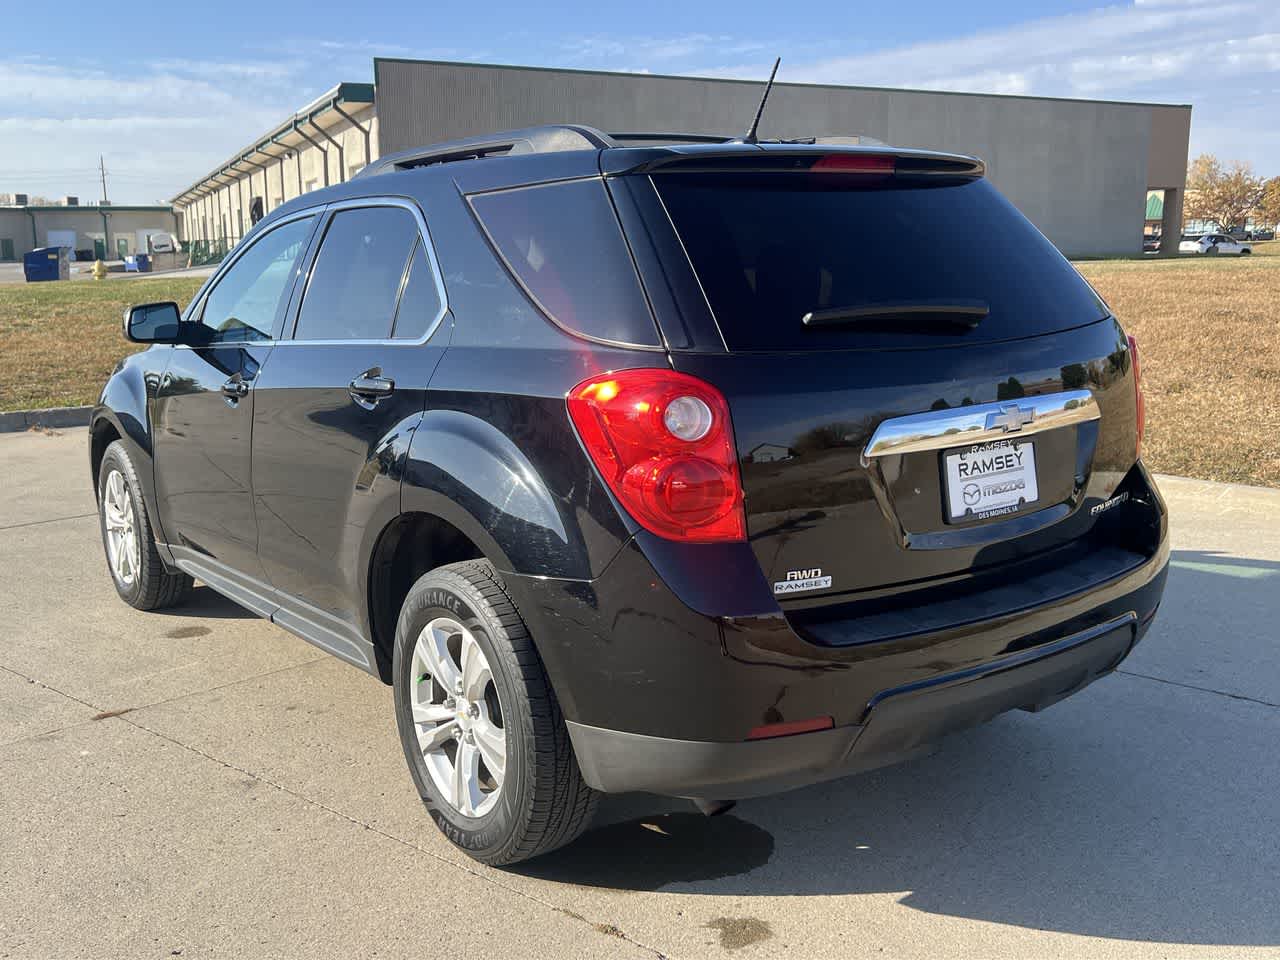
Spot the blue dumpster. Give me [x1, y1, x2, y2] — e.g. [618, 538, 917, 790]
[125, 254, 152, 273]
[23, 247, 70, 282]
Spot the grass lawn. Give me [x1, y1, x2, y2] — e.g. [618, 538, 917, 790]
[1, 246, 1277, 487]
[0, 276, 206, 412]
[1077, 243, 1280, 487]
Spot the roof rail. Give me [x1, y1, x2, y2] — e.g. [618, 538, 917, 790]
[355, 124, 614, 177]
[355, 125, 898, 179]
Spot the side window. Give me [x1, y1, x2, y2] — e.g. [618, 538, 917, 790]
[294, 205, 419, 341]
[469, 179, 660, 347]
[197, 216, 312, 343]
[391, 239, 445, 340]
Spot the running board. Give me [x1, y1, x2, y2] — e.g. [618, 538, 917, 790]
[168, 545, 378, 675]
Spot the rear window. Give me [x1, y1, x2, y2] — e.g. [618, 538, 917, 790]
[469, 179, 660, 347]
[653, 173, 1108, 351]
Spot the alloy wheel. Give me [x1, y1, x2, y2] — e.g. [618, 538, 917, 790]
[102, 469, 139, 587]
[410, 617, 507, 818]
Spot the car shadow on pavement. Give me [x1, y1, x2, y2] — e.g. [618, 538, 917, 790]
[155, 585, 258, 620]
[521, 551, 1280, 948]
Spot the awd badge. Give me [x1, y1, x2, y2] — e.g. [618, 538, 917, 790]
[773, 567, 833, 595]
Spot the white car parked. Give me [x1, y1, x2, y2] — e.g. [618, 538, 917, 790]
[1180, 233, 1252, 256]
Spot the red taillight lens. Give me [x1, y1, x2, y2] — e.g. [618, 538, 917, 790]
[1128, 334, 1145, 459]
[566, 369, 746, 543]
[810, 154, 895, 175]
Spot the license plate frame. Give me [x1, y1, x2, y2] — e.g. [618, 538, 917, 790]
[943, 438, 1039, 522]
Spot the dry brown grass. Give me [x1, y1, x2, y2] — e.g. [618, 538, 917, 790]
[2, 248, 1277, 488]
[0, 276, 206, 411]
[1077, 244, 1280, 487]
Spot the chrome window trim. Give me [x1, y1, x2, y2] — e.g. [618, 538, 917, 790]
[278, 195, 450, 347]
[178, 206, 323, 347]
[862, 389, 1100, 463]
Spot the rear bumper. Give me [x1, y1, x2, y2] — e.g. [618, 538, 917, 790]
[566, 611, 1144, 798]
[502, 466, 1168, 799]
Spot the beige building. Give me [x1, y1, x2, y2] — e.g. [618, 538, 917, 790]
[0, 203, 177, 262]
[172, 60, 1192, 258]
[171, 82, 377, 251]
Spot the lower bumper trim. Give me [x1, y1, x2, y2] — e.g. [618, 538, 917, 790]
[568, 613, 1140, 799]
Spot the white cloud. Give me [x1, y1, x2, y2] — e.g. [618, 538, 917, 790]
[0, 55, 305, 202]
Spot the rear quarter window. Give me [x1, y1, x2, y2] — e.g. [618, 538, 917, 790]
[469, 179, 661, 347]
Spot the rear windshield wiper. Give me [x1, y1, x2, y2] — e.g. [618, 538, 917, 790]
[801, 299, 989, 329]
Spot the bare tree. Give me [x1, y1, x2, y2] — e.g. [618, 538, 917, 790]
[1184, 154, 1267, 231]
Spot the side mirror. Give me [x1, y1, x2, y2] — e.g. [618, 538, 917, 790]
[123, 301, 182, 343]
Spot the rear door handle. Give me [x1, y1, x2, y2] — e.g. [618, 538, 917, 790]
[349, 371, 394, 408]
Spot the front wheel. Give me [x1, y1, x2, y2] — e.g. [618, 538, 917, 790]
[392, 560, 597, 865]
[97, 440, 192, 610]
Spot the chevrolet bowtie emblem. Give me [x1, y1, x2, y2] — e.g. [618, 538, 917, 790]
[988, 403, 1034, 433]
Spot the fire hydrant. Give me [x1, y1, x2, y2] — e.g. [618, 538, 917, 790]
[92, 259, 107, 281]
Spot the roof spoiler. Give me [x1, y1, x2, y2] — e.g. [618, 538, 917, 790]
[598, 144, 986, 178]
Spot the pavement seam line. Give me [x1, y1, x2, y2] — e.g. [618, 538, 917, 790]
[1116, 668, 1280, 709]
[123, 654, 331, 714]
[114, 712, 672, 960]
[0, 511, 97, 532]
[0, 656, 327, 750]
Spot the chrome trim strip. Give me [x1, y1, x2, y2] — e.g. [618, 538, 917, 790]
[862, 389, 1099, 462]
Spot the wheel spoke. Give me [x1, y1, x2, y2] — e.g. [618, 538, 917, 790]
[460, 632, 491, 701]
[453, 740, 481, 815]
[411, 701, 453, 725]
[418, 718, 460, 752]
[415, 621, 462, 692]
[472, 718, 506, 785]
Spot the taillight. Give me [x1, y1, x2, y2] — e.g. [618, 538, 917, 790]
[566, 369, 746, 543]
[1128, 334, 1145, 459]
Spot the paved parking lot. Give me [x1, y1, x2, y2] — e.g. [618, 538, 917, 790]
[2, 427, 1278, 959]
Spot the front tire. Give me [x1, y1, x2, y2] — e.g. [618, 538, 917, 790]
[97, 440, 192, 610]
[393, 560, 597, 865]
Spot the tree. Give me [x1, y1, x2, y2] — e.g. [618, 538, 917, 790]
[1184, 155, 1267, 231]
[1257, 177, 1280, 230]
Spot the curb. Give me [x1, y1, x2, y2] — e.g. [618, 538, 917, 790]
[0, 406, 93, 434]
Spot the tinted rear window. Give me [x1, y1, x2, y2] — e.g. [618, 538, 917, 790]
[654, 174, 1107, 351]
[470, 179, 660, 347]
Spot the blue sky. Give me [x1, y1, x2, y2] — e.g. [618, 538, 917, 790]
[3, 0, 1277, 203]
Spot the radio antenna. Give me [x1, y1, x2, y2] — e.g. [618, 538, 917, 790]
[742, 57, 781, 144]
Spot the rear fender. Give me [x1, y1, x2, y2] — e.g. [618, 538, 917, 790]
[402, 409, 589, 578]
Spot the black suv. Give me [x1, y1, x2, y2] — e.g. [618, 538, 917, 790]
[93, 125, 1168, 866]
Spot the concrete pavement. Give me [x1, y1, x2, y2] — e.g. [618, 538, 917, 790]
[2, 427, 1278, 959]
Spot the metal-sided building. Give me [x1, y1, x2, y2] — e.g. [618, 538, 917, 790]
[171, 58, 1192, 257]
[0, 202, 178, 262]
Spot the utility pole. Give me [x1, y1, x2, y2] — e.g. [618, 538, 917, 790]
[98, 155, 108, 204]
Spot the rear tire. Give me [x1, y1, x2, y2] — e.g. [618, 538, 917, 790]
[392, 559, 597, 865]
[97, 440, 192, 610]
[1240, 248, 1251, 256]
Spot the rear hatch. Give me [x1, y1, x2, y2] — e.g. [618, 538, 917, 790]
[610, 148, 1141, 608]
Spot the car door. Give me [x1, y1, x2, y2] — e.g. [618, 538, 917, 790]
[250, 198, 451, 661]
[152, 212, 317, 588]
